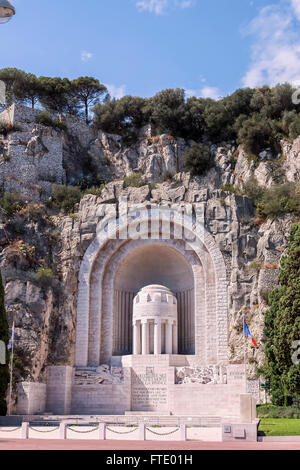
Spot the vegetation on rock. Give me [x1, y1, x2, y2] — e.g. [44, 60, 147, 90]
[262, 223, 300, 406]
[0, 270, 9, 416]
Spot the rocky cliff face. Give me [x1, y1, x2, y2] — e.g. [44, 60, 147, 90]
[0, 104, 299, 400]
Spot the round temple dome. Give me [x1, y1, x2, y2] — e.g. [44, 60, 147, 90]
[133, 285, 178, 355]
[133, 284, 177, 322]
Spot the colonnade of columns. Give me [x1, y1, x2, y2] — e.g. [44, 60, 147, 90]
[133, 319, 178, 355]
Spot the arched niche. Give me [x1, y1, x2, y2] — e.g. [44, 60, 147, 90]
[75, 216, 228, 368]
[112, 243, 195, 357]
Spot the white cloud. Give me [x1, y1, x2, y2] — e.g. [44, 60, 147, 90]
[81, 51, 93, 62]
[136, 0, 194, 15]
[185, 85, 221, 100]
[242, 2, 300, 88]
[105, 84, 127, 99]
[291, 0, 300, 20]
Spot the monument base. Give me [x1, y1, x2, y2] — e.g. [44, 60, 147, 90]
[16, 358, 258, 423]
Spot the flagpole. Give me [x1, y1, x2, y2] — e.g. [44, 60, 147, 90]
[8, 321, 14, 416]
[243, 315, 247, 393]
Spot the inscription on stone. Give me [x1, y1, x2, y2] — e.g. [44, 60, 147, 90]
[132, 368, 168, 410]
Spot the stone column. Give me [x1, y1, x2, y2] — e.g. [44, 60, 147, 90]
[172, 321, 178, 354]
[154, 320, 162, 355]
[133, 321, 141, 355]
[166, 320, 173, 354]
[142, 320, 149, 355]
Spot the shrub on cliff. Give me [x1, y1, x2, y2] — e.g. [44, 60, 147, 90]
[36, 111, 67, 131]
[263, 223, 300, 405]
[0, 191, 25, 218]
[256, 183, 300, 220]
[35, 267, 54, 289]
[52, 185, 81, 214]
[184, 143, 213, 176]
[0, 270, 9, 415]
[123, 173, 145, 188]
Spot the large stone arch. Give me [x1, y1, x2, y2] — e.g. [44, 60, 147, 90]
[75, 214, 228, 367]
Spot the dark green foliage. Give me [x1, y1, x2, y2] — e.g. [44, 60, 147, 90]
[1, 67, 300, 148]
[0, 270, 9, 415]
[256, 183, 300, 219]
[93, 95, 149, 138]
[71, 77, 107, 124]
[237, 115, 279, 157]
[52, 185, 81, 214]
[0, 191, 25, 218]
[38, 77, 74, 116]
[123, 173, 145, 188]
[257, 404, 300, 419]
[146, 88, 186, 136]
[242, 175, 264, 203]
[0, 68, 26, 106]
[36, 111, 67, 131]
[184, 143, 212, 176]
[263, 224, 300, 405]
[35, 267, 54, 289]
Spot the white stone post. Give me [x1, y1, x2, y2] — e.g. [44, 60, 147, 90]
[166, 321, 173, 354]
[154, 320, 162, 355]
[133, 322, 141, 355]
[172, 321, 178, 354]
[98, 423, 106, 440]
[21, 422, 29, 440]
[142, 321, 149, 355]
[180, 424, 187, 441]
[59, 422, 67, 440]
[139, 423, 146, 440]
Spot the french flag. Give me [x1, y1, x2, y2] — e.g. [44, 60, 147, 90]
[244, 320, 258, 347]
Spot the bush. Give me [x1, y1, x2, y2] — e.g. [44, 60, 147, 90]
[0, 121, 21, 136]
[242, 176, 264, 203]
[256, 183, 300, 219]
[220, 184, 236, 193]
[123, 173, 145, 188]
[184, 143, 212, 176]
[238, 115, 279, 157]
[0, 271, 9, 415]
[52, 185, 81, 214]
[0, 191, 25, 218]
[35, 267, 54, 289]
[27, 204, 46, 223]
[82, 185, 105, 197]
[36, 112, 67, 131]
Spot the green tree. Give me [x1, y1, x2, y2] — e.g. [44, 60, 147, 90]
[263, 223, 300, 405]
[93, 95, 149, 137]
[0, 68, 26, 106]
[184, 142, 212, 176]
[0, 270, 9, 415]
[146, 88, 186, 136]
[14, 73, 42, 110]
[71, 77, 107, 124]
[39, 77, 74, 118]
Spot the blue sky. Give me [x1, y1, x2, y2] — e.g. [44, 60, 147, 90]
[1, 0, 300, 99]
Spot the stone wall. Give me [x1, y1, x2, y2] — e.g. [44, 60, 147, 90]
[17, 382, 46, 415]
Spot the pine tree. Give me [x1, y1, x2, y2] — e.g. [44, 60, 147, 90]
[264, 223, 300, 405]
[0, 270, 9, 415]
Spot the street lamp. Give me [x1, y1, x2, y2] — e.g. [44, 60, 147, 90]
[0, 0, 15, 24]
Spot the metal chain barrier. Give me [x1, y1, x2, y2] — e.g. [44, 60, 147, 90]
[106, 425, 138, 435]
[146, 427, 180, 436]
[67, 425, 99, 434]
[0, 427, 21, 432]
[29, 425, 60, 433]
